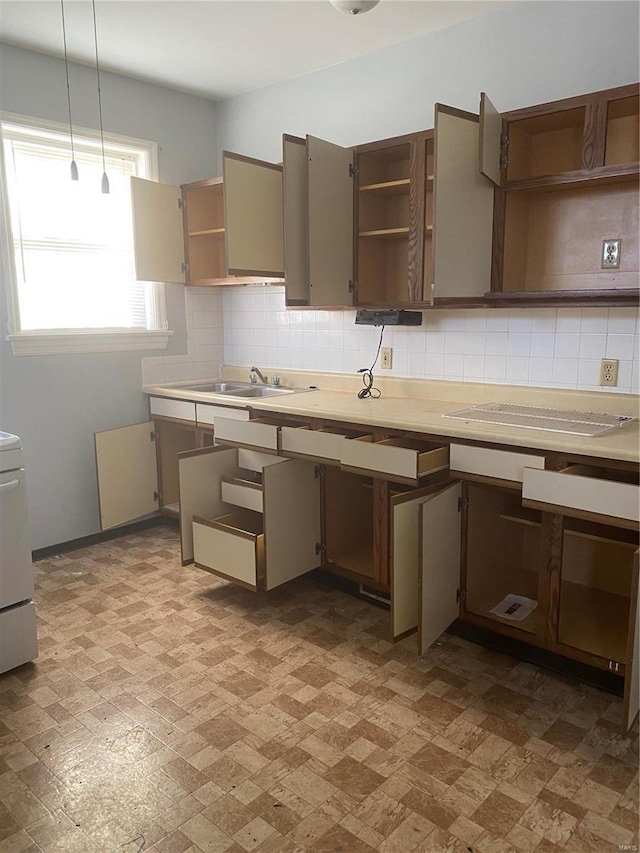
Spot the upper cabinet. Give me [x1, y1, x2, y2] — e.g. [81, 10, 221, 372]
[480, 83, 639, 305]
[131, 153, 285, 286]
[283, 107, 494, 309]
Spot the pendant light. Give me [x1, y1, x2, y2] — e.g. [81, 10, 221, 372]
[329, 0, 380, 15]
[91, 0, 109, 193]
[60, 0, 78, 180]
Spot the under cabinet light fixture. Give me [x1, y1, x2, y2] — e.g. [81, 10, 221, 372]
[91, 0, 109, 193]
[60, 0, 78, 181]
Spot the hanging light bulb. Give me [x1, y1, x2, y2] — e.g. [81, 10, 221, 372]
[60, 0, 78, 180]
[91, 0, 109, 193]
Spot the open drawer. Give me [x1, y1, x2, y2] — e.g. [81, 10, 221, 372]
[213, 416, 283, 452]
[280, 424, 371, 465]
[221, 475, 263, 513]
[450, 443, 545, 485]
[193, 509, 265, 590]
[340, 436, 449, 484]
[522, 465, 640, 528]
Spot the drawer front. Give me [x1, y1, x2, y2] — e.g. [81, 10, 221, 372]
[281, 426, 349, 462]
[193, 517, 263, 587]
[221, 479, 263, 513]
[450, 444, 544, 483]
[214, 417, 279, 451]
[149, 397, 196, 422]
[341, 438, 448, 482]
[196, 404, 249, 426]
[523, 468, 640, 524]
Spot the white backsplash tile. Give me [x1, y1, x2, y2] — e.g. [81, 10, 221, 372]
[146, 284, 639, 397]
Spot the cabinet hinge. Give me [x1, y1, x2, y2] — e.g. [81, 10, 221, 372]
[181, 262, 189, 274]
[500, 134, 509, 169]
[314, 465, 326, 479]
[456, 588, 467, 603]
[349, 162, 359, 178]
[608, 660, 622, 673]
[315, 542, 327, 555]
[348, 280, 358, 294]
[457, 496, 469, 512]
[178, 198, 186, 210]
[150, 431, 158, 441]
[153, 490, 161, 503]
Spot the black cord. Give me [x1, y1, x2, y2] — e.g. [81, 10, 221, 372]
[357, 325, 384, 399]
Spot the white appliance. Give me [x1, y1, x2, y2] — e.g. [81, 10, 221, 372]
[0, 431, 38, 674]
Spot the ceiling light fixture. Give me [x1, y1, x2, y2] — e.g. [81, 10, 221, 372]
[329, 0, 380, 15]
[91, 0, 109, 193]
[60, 0, 78, 181]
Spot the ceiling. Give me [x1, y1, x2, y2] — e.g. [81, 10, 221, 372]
[0, 0, 504, 101]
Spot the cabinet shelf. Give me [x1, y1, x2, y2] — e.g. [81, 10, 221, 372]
[359, 179, 410, 196]
[189, 228, 226, 237]
[559, 581, 630, 663]
[359, 227, 410, 239]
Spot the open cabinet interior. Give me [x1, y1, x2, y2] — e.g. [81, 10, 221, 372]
[156, 420, 199, 515]
[606, 96, 640, 165]
[506, 108, 586, 181]
[559, 523, 637, 663]
[183, 182, 226, 283]
[465, 484, 540, 634]
[357, 143, 411, 305]
[324, 467, 374, 581]
[502, 179, 639, 292]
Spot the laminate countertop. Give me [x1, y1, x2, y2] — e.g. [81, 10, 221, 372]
[144, 370, 640, 464]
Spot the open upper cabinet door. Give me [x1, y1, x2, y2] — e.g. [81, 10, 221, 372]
[419, 481, 462, 655]
[307, 135, 354, 307]
[431, 104, 494, 301]
[95, 421, 159, 530]
[283, 135, 310, 306]
[479, 92, 503, 187]
[130, 177, 186, 283]
[222, 152, 285, 277]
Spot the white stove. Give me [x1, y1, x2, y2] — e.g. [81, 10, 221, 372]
[0, 432, 38, 674]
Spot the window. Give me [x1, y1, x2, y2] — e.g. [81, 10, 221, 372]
[1, 115, 171, 354]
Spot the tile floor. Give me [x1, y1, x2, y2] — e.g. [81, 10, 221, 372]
[0, 525, 638, 853]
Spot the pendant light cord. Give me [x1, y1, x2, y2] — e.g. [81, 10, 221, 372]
[60, 0, 77, 174]
[357, 325, 385, 399]
[91, 0, 109, 191]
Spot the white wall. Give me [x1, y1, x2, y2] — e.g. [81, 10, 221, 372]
[0, 44, 218, 549]
[215, 0, 639, 395]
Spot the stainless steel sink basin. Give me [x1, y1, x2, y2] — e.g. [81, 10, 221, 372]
[227, 386, 297, 397]
[180, 381, 247, 393]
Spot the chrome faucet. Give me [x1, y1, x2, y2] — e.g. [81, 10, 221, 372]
[250, 366, 269, 385]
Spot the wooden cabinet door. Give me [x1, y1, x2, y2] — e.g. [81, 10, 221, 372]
[263, 459, 321, 589]
[431, 104, 494, 302]
[223, 152, 284, 277]
[623, 551, 640, 730]
[130, 177, 186, 283]
[95, 421, 159, 530]
[283, 134, 310, 305]
[177, 446, 240, 564]
[418, 481, 462, 654]
[479, 92, 503, 187]
[307, 135, 354, 306]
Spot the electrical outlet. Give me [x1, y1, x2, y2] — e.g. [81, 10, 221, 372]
[602, 239, 621, 269]
[380, 347, 392, 369]
[600, 358, 619, 386]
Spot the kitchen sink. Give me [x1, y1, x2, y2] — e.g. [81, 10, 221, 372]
[169, 380, 315, 398]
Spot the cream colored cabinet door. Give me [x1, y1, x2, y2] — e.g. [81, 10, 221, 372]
[283, 134, 310, 306]
[95, 421, 159, 530]
[479, 92, 503, 187]
[419, 481, 462, 655]
[130, 177, 186, 283]
[223, 152, 284, 277]
[308, 135, 354, 307]
[430, 104, 494, 302]
[623, 552, 640, 730]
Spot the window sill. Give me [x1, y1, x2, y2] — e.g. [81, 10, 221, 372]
[8, 329, 173, 356]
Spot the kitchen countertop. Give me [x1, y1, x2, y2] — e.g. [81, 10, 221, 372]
[144, 369, 640, 464]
